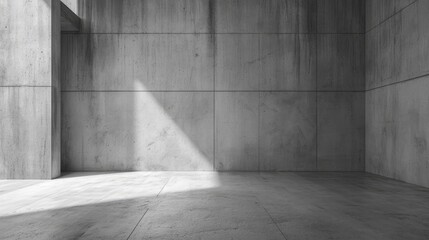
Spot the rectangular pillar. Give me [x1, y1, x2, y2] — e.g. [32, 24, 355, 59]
[0, 0, 61, 179]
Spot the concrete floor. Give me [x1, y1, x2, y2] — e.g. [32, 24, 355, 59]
[0, 172, 428, 240]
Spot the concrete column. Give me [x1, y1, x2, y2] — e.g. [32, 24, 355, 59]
[0, 0, 61, 179]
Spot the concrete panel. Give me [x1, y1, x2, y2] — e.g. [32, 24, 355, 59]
[365, 19, 396, 90]
[317, 92, 365, 171]
[366, 77, 429, 188]
[0, 87, 52, 179]
[395, 2, 429, 82]
[76, 34, 124, 91]
[124, 34, 214, 91]
[317, 0, 364, 33]
[214, 0, 316, 33]
[215, 92, 259, 170]
[260, 34, 317, 91]
[216, 34, 316, 91]
[62, 92, 214, 171]
[62, 34, 214, 91]
[259, 92, 317, 171]
[317, 34, 365, 91]
[79, 0, 210, 33]
[395, 2, 419, 82]
[366, 1, 429, 90]
[365, 87, 397, 182]
[215, 35, 260, 91]
[0, 0, 54, 86]
[365, 0, 415, 31]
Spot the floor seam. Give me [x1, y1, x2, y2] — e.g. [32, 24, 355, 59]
[156, 177, 170, 197]
[260, 204, 288, 240]
[126, 208, 149, 240]
[126, 177, 170, 240]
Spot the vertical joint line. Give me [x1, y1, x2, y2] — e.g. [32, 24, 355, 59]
[126, 209, 149, 240]
[315, 0, 318, 170]
[257, 35, 261, 172]
[213, 32, 216, 171]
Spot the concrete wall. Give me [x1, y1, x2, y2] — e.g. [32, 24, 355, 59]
[365, 0, 429, 187]
[62, 0, 365, 171]
[0, 0, 61, 179]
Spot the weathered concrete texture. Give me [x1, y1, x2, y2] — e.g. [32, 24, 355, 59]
[0, 0, 61, 179]
[366, 76, 429, 188]
[214, 0, 317, 33]
[259, 34, 317, 91]
[365, 19, 395, 89]
[216, 34, 317, 91]
[366, 0, 415, 31]
[0, 1, 53, 86]
[365, 0, 429, 187]
[61, 34, 214, 91]
[317, 34, 365, 91]
[366, 0, 429, 90]
[215, 92, 259, 171]
[318, 92, 365, 171]
[0, 88, 52, 179]
[317, 0, 365, 33]
[62, 92, 214, 171]
[61, 0, 366, 172]
[259, 92, 317, 171]
[79, 0, 210, 33]
[215, 35, 260, 90]
[77, 0, 317, 34]
[1, 172, 429, 239]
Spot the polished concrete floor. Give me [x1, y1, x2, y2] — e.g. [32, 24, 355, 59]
[0, 172, 429, 240]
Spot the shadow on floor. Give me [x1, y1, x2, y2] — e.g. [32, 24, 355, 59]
[0, 172, 429, 240]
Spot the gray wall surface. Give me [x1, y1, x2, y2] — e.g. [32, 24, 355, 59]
[0, 0, 61, 179]
[61, 0, 365, 171]
[365, 0, 429, 187]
